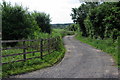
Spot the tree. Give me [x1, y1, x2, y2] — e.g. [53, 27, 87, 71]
[71, 2, 99, 37]
[66, 24, 79, 31]
[2, 2, 30, 40]
[71, 2, 120, 41]
[1, 1, 39, 46]
[87, 2, 120, 40]
[33, 11, 51, 34]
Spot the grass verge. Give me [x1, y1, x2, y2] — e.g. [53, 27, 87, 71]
[75, 33, 119, 67]
[2, 40, 65, 78]
[2, 29, 73, 78]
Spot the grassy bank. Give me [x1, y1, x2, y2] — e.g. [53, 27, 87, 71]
[2, 29, 67, 78]
[2, 39, 65, 78]
[52, 29, 75, 37]
[3, 49, 65, 78]
[75, 33, 119, 67]
[2, 29, 75, 78]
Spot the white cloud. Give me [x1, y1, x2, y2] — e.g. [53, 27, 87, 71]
[1, 0, 81, 24]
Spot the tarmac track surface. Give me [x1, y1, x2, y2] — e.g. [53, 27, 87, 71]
[11, 35, 118, 78]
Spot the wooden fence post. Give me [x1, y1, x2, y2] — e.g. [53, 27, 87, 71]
[32, 41, 35, 56]
[48, 39, 50, 54]
[55, 37, 58, 50]
[40, 39, 43, 59]
[54, 38, 56, 50]
[23, 41, 26, 61]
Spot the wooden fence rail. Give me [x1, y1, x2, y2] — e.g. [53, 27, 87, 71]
[1, 37, 60, 64]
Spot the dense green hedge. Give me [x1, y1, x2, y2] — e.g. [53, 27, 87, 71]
[65, 24, 79, 32]
[71, 2, 120, 41]
[85, 2, 120, 40]
[1, 1, 51, 41]
[71, 2, 120, 67]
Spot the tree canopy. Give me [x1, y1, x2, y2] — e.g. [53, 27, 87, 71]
[1, 1, 51, 41]
[71, 2, 120, 41]
[71, 2, 99, 37]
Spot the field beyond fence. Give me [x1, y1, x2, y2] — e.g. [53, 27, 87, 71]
[1, 37, 60, 65]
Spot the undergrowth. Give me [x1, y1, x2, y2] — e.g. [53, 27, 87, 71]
[2, 29, 66, 78]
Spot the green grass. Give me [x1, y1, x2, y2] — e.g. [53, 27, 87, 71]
[28, 29, 75, 40]
[118, 36, 120, 68]
[52, 29, 67, 37]
[2, 29, 67, 78]
[2, 44, 65, 78]
[0, 66, 1, 79]
[2, 29, 71, 78]
[52, 29, 75, 37]
[75, 33, 119, 67]
[2, 39, 50, 64]
[2, 48, 48, 63]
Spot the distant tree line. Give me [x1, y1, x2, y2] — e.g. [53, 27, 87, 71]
[71, 2, 120, 41]
[1, 1, 51, 41]
[51, 23, 72, 29]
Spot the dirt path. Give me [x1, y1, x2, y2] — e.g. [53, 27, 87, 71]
[11, 35, 118, 78]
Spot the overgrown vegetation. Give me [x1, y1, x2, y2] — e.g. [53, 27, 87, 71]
[2, 49, 65, 78]
[2, 29, 66, 78]
[1, 1, 51, 46]
[118, 36, 120, 67]
[1, 1, 69, 78]
[65, 24, 79, 32]
[71, 2, 120, 66]
[71, 2, 120, 41]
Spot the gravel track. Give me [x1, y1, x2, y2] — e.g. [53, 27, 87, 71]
[10, 35, 118, 78]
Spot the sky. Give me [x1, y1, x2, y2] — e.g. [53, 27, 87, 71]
[1, 0, 81, 24]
